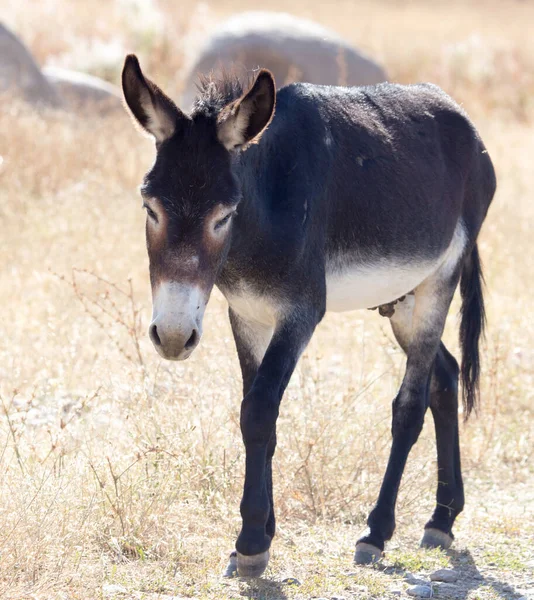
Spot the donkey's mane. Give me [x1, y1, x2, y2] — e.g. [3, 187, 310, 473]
[191, 69, 253, 116]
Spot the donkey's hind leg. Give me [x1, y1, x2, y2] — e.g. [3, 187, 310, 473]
[386, 296, 464, 548]
[386, 294, 464, 549]
[355, 266, 461, 564]
[422, 343, 464, 549]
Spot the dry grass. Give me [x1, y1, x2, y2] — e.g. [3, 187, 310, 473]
[0, 1, 533, 598]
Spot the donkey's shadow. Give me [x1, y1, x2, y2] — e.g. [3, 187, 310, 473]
[447, 549, 524, 600]
[237, 548, 526, 599]
[381, 548, 526, 600]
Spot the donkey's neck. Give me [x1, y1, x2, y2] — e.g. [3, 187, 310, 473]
[217, 162, 272, 292]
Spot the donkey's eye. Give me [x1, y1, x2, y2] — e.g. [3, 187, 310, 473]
[143, 203, 158, 223]
[215, 212, 234, 230]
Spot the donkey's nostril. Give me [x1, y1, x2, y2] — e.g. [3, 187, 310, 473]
[150, 324, 161, 346]
[185, 329, 198, 350]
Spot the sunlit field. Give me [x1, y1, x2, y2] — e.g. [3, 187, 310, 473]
[1, 1, 533, 598]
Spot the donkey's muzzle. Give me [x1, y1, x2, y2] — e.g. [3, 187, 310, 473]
[149, 320, 200, 360]
[149, 281, 205, 361]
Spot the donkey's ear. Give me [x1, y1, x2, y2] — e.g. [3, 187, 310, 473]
[217, 69, 276, 150]
[122, 54, 187, 143]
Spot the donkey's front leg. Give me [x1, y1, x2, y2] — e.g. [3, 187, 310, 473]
[235, 310, 321, 577]
[355, 272, 458, 564]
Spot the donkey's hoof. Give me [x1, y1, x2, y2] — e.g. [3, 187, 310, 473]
[222, 551, 238, 578]
[354, 542, 382, 565]
[236, 550, 270, 578]
[420, 528, 453, 550]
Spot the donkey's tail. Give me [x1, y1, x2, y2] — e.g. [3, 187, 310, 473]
[459, 243, 486, 419]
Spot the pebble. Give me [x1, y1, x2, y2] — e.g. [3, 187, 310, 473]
[430, 569, 458, 583]
[331, 596, 346, 600]
[102, 584, 127, 596]
[407, 585, 433, 598]
[405, 572, 431, 586]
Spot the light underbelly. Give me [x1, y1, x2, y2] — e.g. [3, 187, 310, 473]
[326, 220, 467, 313]
[325, 259, 437, 312]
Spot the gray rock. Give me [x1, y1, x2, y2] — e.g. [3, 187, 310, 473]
[0, 22, 61, 107]
[43, 66, 123, 113]
[405, 572, 431, 586]
[406, 585, 433, 598]
[182, 11, 387, 108]
[430, 569, 458, 583]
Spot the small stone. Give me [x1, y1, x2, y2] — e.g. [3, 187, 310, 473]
[405, 573, 430, 586]
[407, 585, 433, 598]
[282, 577, 301, 586]
[331, 596, 346, 600]
[430, 569, 458, 583]
[102, 584, 127, 596]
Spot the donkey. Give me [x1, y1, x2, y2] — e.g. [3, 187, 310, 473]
[121, 54, 496, 577]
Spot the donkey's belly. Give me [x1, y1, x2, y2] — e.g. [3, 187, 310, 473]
[325, 259, 438, 312]
[326, 220, 467, 313]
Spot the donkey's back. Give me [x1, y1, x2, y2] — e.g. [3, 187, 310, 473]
[255, 81, 494, 252]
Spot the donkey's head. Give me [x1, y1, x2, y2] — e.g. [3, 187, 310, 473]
[122, 55, 275, 360]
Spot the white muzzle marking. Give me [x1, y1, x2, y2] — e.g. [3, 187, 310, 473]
[149, 282, 206, 360]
